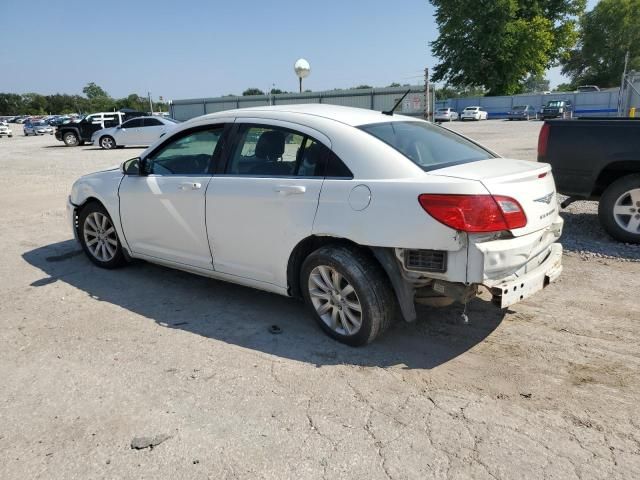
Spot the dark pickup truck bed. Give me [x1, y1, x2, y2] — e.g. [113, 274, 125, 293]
[538, 117, 640, 243]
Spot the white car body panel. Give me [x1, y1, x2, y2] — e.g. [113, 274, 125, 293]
[91, 117, 176, 147]
[68, 104, 563, 313]
[461, 106, 488, 121]
[434, 108, 459, 121]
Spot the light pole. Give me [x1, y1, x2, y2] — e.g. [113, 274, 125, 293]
[294, 58, 311, 93]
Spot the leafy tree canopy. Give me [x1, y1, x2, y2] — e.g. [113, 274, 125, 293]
[522, 73, 551, 92]
[82, 82, 109, 99]
[561, 0, 640, 87]
[429, 0, 586, 95]
[242, 88, 265, 96]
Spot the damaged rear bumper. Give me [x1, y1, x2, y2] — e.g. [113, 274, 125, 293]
[489, 243, 563, 308]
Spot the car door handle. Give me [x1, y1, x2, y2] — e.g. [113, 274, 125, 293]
[179, 182, 202, 190]
[274, 185, 306, 195]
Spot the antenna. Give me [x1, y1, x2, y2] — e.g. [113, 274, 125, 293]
[382, 89, 411, 116]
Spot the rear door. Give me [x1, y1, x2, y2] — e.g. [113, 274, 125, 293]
[206, 120, 329, 287]
[141, 117, 166, 144]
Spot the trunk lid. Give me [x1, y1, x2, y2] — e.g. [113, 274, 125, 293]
[429, 158, 559, 236]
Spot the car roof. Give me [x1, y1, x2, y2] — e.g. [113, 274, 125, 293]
[193, 104, 421, 127]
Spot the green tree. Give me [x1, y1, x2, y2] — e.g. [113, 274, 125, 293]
[554, 82, 575, 92]
[353, 84, 373, 89]
[429, 0, 585, 95]
[522, 73, 551, 92]
[561, 0, 640, 87]
[82, 82, 109, 99]
[387, 82, 402, 87]
[270, 88, 286, 94]
[242, 88, 265, 96]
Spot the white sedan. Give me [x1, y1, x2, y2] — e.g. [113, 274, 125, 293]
[434, 108, 459, 122]
[91, 116, 179, 149]
[461, 106, 489, 121]
[68, 105, 563, 346]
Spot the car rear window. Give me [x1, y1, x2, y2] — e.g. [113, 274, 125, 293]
[359, 121, 494, 171]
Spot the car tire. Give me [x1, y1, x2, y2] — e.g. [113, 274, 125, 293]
[63, 132, 79, 146]
[300, 245, 398, 346]
[598, 174, 640, 244]
[100, 135, 116, 150]
[78, 202, 127, 268]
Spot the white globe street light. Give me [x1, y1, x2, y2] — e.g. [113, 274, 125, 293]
[294, 58, 311, 93]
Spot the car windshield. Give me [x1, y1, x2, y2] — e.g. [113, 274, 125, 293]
[163, 118, 179, 123]
[512, 106, 526, 111]
[547, 101, 564, 107]
[359, 121, 494, 171]
[33, 121, 47, 126]
[436, 109, 449, 113]
[464, 107, 478, 111]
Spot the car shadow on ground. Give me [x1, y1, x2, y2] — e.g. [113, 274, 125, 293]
[23, 240, 506, 370]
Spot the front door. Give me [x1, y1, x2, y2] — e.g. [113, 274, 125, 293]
[119, 125, 226, 269]
[207, 121, 330, 287]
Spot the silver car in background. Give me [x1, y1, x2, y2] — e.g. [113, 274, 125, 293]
[434, 108, 459, 122]
[92, 116, 179, 149]
[24, 120, 54, 136]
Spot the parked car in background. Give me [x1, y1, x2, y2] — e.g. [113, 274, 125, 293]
[68, 104, 563, 346]
[0, 122, 13, 137]
[460, 106, 488, 121]
[540, 100, 573, 120]
[538, 117, 640, 243]
[14, 116, 29, 124]
[507, 105, 537, 121]
[434, 108, 459, 122]
[24, 119, 54, 136]
[92, 116, 179, 149]
[55, 110, 146, 146]
[577, 85, 600, 93]
[49, 116, 71, 126]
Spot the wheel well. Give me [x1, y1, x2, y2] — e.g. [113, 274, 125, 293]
[593, 162, 640, 196]
[73, 197, 102, 233]
[286, 236, 379, 298]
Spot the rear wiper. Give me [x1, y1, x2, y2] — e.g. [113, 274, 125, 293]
[382, 89, 412, 116]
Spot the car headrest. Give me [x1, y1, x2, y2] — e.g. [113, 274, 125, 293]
[255, 130, 285, 160]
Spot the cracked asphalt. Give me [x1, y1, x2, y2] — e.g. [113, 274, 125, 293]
[1, 120, 639, 479]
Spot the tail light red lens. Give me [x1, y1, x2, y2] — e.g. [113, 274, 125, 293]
[418, 194, 527, 232]
[537, 123, 550, 159]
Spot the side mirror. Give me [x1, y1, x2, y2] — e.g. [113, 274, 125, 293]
[122, 157, 142, 175]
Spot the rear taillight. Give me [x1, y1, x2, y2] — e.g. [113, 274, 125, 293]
[418, 194, 527, 232]
[537, 123, 550, 159]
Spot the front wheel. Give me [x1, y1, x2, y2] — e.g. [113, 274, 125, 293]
[301, 245, 397, 346]
[598, 174, 640, 243]
[78, 202, 127, 268]
[100, 135, 116, 150]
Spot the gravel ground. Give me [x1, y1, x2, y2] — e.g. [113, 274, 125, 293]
[0, 120, 639, 480]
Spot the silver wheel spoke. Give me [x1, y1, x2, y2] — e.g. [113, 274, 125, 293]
[330, 308, 339, 330]
[86, 237, 98, 247]
[309, 288, 331, 300]
[330, 270, 342, 290]
[345, 300, 361, 312]
[339, 310, 352, 335]
[340, 284, 354, 296]
[311, 274, 331, 293]
[614, 205, 633, 215]
[318, 266, 333, 292]
[626, 216, 640, 232]
[86, 215, 98, 231]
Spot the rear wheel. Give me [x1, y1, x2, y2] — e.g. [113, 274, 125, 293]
[301, 245, 397, 346]
[78, 202, 127, 268]
[598, 174, 640, 243]
[63, 132, 79, 146]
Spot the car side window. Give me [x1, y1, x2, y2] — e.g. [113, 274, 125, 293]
[147, 128, 223, 175]
[144, 118, 163, 127]
[123, 118, 143, 128]
[227, 125, 305, 176]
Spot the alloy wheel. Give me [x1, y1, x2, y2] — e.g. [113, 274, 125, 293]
[101, 137, 114, 149]
[308, 265, 363, 336]
[83, 212, 118, 262]
[613, 188, 640, 234]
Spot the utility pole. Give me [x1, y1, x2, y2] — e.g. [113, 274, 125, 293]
[424, 68, 430, 120]
[148, 92, 154, 115]
[618, 51, 630, 116]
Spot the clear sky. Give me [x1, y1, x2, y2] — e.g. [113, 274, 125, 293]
[1, 0, 599, 101]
